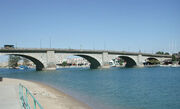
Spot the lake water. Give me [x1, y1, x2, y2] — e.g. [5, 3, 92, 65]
[0, 67, 180, 109]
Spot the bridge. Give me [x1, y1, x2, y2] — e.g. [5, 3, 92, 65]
[0, 48, 171, 71]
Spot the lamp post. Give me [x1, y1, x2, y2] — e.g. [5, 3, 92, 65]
[49, 37, 51, 48]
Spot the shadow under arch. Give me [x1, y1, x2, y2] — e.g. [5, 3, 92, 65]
[9, 54, 44, 71]
[76, 55, 101, 69]
[146, 57, 160, 61]
[145, 57, 160, 65]
[119, 56, 137, 67]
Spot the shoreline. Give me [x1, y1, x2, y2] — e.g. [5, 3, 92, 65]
[0, 77, 92, 109]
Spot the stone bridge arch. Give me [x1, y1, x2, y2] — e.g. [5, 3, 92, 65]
[144, 57, 160, 65]
[76, 55, 101, 69]
[55, 53, 102, 69]
[13, 54, 45, 71]
[118, 56, 137, 67]
[1, 53, 45, 71]
[145, 57, 160, 62]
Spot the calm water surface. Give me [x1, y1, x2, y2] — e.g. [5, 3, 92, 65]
[0, 67, 180, 109]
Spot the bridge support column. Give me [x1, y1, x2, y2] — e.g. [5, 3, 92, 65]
[101, 52, 110, 68]
[43, 51, 57, 70]
[137, 54, 144, 67]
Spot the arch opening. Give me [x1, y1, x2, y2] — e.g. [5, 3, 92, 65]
[57, 56, 90, 67]
[76, 55, 101, 69]
[10, 54, 44, 71]
[57, 55, 100, 69]
[144, 58, 160, 65]
[118, 56, 137, 67]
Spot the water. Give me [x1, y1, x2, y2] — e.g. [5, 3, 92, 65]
[0, 67, 180, 109]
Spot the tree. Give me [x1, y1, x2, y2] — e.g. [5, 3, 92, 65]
[117, 58, 125, 65]
[62, 61, 67, 66]
[156, 51, 170, 55]
[148, 59, 160, 65]
[172, 55, 177, 61]
[8, 55, 21, 68]
[156, 51, 164, 55]
[22, 58, 30, 66]
[164, 52, 170, 55]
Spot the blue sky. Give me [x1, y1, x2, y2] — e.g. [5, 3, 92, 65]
[0, 0, 180, 53]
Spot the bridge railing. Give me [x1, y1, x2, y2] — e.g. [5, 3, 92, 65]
[19, 83, 43, 109]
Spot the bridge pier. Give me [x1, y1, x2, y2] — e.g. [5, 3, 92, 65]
[42, 51, 57, 71]
[136, 54, 144, 67]
[100, 65, 111, 69]
[42, 67, 56, 71]
[101, 52, 111, 68]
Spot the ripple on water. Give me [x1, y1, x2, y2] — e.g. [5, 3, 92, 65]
[0, 67, 180, 109]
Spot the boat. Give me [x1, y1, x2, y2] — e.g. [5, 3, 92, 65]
[19, 65, 29, 70]
[171, 64, 180, 67]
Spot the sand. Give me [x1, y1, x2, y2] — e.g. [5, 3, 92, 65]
[0, 78, 92, 109]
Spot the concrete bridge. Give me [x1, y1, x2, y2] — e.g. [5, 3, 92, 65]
[0, 48, 171, 71]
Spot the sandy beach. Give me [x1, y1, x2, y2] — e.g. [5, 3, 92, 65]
[0, 78, 92, 109]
